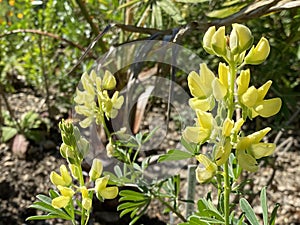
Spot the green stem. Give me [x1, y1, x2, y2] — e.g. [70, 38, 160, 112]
[224, 161, 231, 225]
[77, 164, 87, 225]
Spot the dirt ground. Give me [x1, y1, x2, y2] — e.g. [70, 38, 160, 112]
[1, 91, 300, 225]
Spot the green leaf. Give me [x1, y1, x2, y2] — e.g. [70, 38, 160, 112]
[26, 214, 60, 221]
[114, 165, 123, 178]
[240, 198, 260, 225]
[152, 3, 163, 29]
[181, 136, 197, 153]
[36, 194, 52, 205]
[1, 126, 18, 142]
[269, 203, 280, 225]
[158, 149, 192, 162]
[206, 3, 247, 18]
[157, 0, 185, 24]
[260, 187, 268, 225]
[29, 201, 72, 220]
[119, 190, 147, 202]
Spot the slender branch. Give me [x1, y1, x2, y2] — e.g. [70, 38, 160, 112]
[0, 29, 94, 54]
[75, 0, 108, 52]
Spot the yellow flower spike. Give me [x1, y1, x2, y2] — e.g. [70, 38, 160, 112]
[232, 23, 253, 53]
[218, 63, 229, 89]
[212, 78, 227, 100]
[102, 70, 116, 90]
[89, 158, 103, 181]
[254, 98, 282, 118]
[215, 139, 232, 166]
[211, 26, 226, 57]
[249, 143, 276, 159]
[241, 86, 258, 108]
[244, 37, 270, 65]
[57, 185, 75, 197]
[187, 71, 206, 98]
[236, 150, 258, 172]
[80, 186, 92, 210]
[195, 154, 217, 183]
[203, 26, 216, 55]
[189, 96, 215, 111]
[222, 118, 234, 137]
[52, 196, 71, 209]
[95, 175, 118, 200]
[237, 69, 250, 96]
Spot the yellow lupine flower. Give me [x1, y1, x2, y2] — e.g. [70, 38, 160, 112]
[187, 63, 216, 111]
[182, 110, 214, 144]
[236, 127, 276, 172]
[80, 186, 92, 210]
[102, 70, 116, 90]
[244, 37, 270, 65]
[195, 154, 217, 183]
[89, 158, 103, 181]
[50, 165, 72, 187]
[95, 175, 118, 200]
[237, 69, 250, 96]
[231, 23, 253, 53]
[52, 196, 71, 209]
[215, 139, 232, 166]
[222, 118, 234, 137]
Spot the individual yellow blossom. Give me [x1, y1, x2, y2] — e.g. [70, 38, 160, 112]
[102, 70, 117, 90]
[89, 158, 103, 181]
[17, 13, 23, 19]
[237, 69, 250, 96]
[236, 127, 276, 172]
[95, 175, 118, 200]
[214, 139, 232, 166]
[195, 154, 217, 183]
[222, 118, 234, 137]
[187, 63, 215, 111]
[69, 164, 79, 180]
[100, 90, 124, 119]
[244, 37, 270, 65]
[52, 186, 75, 209]
[80, 186, 92, 210]
[238, 77, 281, 118]
[182, 110, 214, 144]
[106, 140, 114, 158]
[50, 165, 72, 187]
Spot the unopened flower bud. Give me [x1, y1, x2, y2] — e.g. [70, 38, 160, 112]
[231, 23, 253, 53]
[244, 37, 270, 65]
[211, 26, 226, 57]
[203, 26, 216, 55]
[89, 158, 103, 181]
[222, 118, 234, 137]
[102, 70, 116, 90]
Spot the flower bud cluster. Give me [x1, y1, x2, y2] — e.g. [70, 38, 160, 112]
[49, 120, 118, 211]
[183, 24, 281, 183]
[74, 70, 124, 128]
